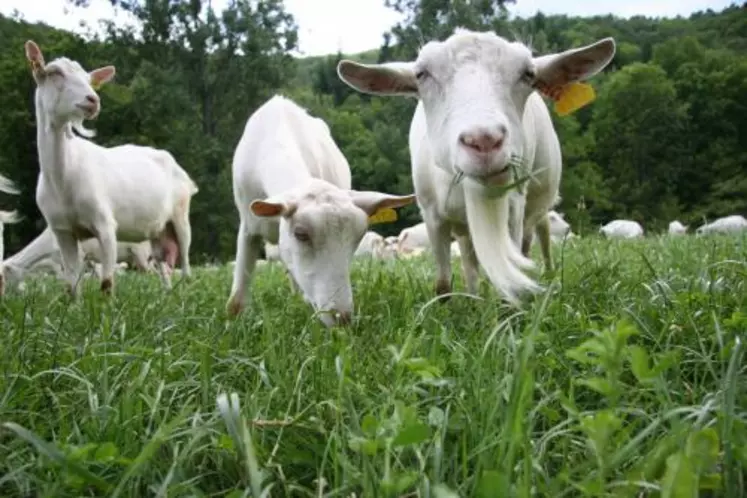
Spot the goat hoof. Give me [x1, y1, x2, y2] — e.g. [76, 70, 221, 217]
[435, 280, 452, 301]
[226, 298, 243, 317]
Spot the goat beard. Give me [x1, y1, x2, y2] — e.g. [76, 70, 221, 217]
[67, 119, 96, 139]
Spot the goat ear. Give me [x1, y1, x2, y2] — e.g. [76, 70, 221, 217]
[24, 40, 46, 80]
[337, 60, 419, 97]
[250, 199, 297, 219]
[349, 191, 416, 222]
[90, 66, 116, 89]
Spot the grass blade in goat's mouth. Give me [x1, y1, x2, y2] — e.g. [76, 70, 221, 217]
[448, 154, 539, 199]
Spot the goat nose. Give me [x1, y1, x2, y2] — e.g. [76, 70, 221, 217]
[85, 95, 98, 105]
[459, 126, 506, 154]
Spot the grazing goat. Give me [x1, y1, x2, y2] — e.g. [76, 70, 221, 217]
[338, 29, 615, 303]
[24, 40, 198, 296]
[81, 238, 155, 273]
[355, 231, 385, 257]
[2, 227, 159, 293]
[397, 222, 430, 255]
[599, 220, 644, 239]
[696, 215, 747, 235]
[548, 210, 572, 241]
[226, 95, 415, 326]
[0, 173, 21, 296]
[668, 220, 688, 235]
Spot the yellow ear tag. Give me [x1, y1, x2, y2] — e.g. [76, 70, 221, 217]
[554, 82, 596, 116]
[91, 80, 101, 91]
[368, 207, 398, 225]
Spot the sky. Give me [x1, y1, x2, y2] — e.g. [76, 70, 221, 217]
[1, 0, 737, 57]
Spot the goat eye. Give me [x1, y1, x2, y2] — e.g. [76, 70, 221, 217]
[522, 69, 536, 84]
[293, 229, 310, 242]
[415, 69, 429, 81]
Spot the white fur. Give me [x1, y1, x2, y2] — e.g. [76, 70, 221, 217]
[225, 95, 415, 326]
[355, 231, 385, 257]
[80, 238, 156, 273]
[337, 28, 615, 304]
[355, 231, 400, 260]
[696, 215, 747, 235]
[2, 226, 158, 293]
[0, 173, 22, 296]
[397, 222, 430, 254]
[450, 240, 461, 258]
[24, 40, 198, 297]
[264, 242, 281, 261]
[548, 210, 571, 240]
[668, 220, 688, 235]
[599, 220, 644, 239]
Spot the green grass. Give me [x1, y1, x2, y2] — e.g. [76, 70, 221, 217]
[1, 234, 746, 497]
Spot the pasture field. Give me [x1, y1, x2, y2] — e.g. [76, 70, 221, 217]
[1, 234, 745, 497]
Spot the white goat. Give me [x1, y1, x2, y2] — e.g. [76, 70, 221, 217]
[25, 40, 198, 296]
[81, 238, 155, 273]
[338, 29, 615, 303]
[0, 173, 22, 296]
[226, 94, 415, 326]
[548, 210, 572, 241]
[355, 231, 385, 257]
[379, 236, 400, 260]
[668, 220, 688, 236]
[397, 222, 430, 255]
[2, 227, 159, 293]
[696, 215, 747, 235]
[599, 220, 644, 239]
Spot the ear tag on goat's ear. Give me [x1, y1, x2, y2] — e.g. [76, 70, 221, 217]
[368, 207, 398, 225]
[90, 80, 101, 91]
[554, 82, 596, 116]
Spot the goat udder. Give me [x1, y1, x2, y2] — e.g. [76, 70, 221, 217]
[160, 236, 179, 268]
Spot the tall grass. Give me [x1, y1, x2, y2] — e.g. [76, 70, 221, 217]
[0, 234, 745, 497]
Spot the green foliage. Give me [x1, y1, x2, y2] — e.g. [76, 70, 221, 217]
[0, 233, 745, 495]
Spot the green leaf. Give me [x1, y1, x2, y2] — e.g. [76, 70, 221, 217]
[628, 345, 654, 383]
[217, 433, 235, 451]
[476, 470, 509, 498]
[381, 470, 419, 495]
[361, 413, 379, 437]
[403, 357, 442, 379]
[684, 428, 720, 474]
[660, 453, 698, 498]
[392, 421, 431, 447]
[347, 436, 379, 456]
[575, 376, 615, 397]
[93, 442, 120, 463]
[580, 410, 622, 459]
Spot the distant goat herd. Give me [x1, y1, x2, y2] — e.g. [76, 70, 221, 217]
[0, 31, 745, 326]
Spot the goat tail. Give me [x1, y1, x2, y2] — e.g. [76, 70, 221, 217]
[463, 184, 542, 306]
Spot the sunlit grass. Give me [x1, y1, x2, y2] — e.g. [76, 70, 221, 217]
[0, 234, 745, 497]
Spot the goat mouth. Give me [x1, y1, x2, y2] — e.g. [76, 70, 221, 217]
[76, 104, 98, 118]
[474, 164, 511, 186]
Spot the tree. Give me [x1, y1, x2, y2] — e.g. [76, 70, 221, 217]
[591, 63, 688, 227]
